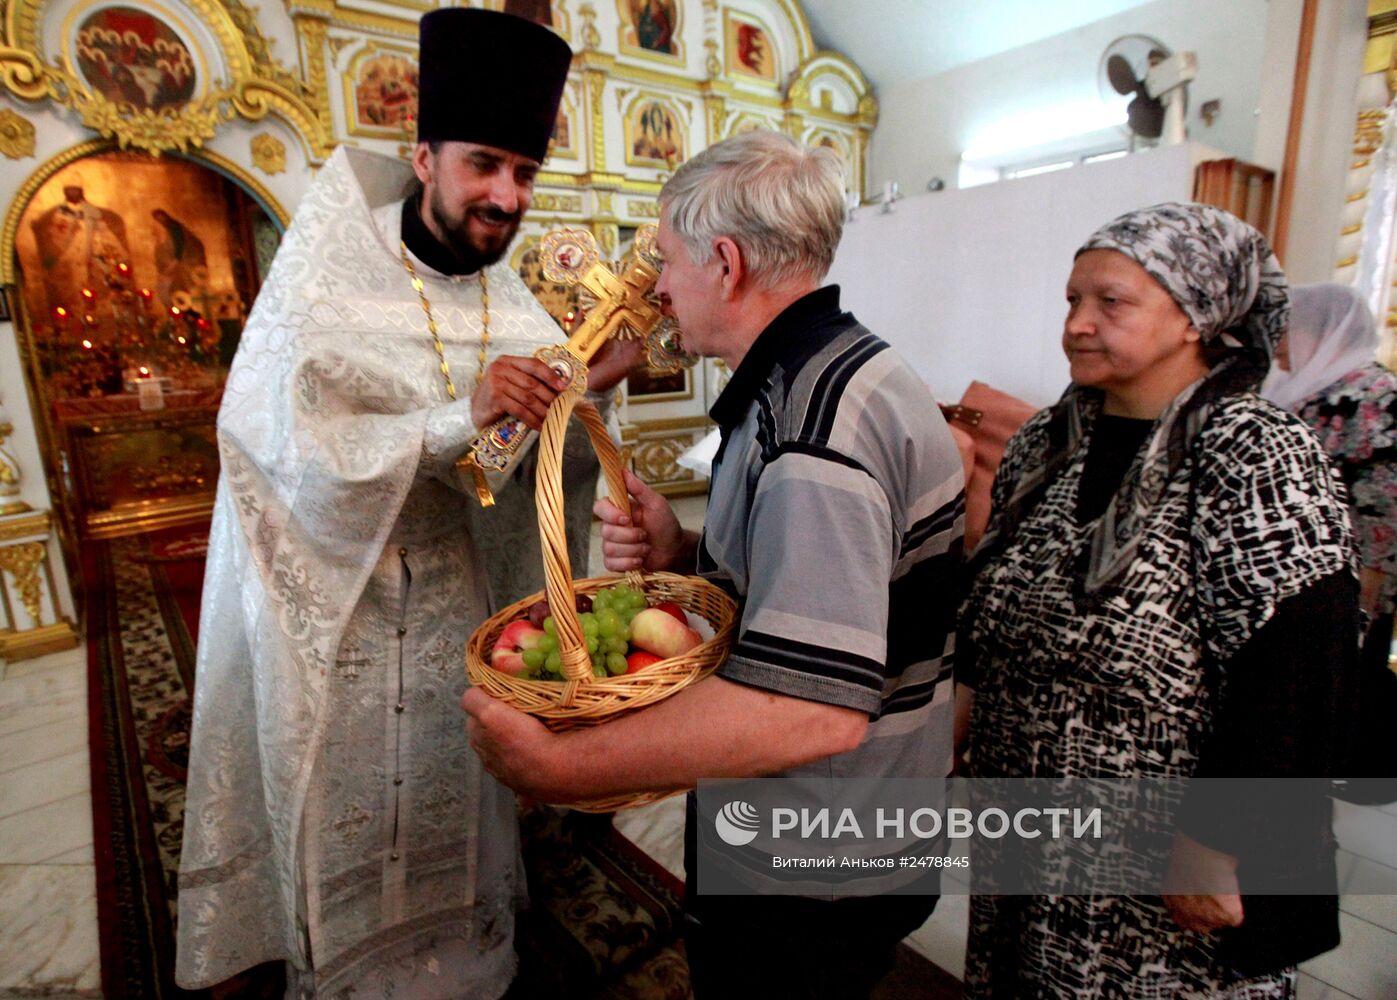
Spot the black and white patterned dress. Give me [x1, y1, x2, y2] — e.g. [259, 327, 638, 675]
[960, 392, 1353, 999]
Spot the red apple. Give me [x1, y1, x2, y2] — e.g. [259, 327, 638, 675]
[491, 619, 546, 675]
[652, 601, 689, 625]
[625, 650, 664, 673]
[630, 607, 703, 659]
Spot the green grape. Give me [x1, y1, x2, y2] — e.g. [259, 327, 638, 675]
[580, 613, 598, 635]
[592, 591, 611, 612]
[585, 635, 599, 654]
[522, 648, 546, 670]
[606, 652, 628, 675]
[593, 664, 608, 678]
[543, 616, 557, 637]
[607, 635, 628, 655]
[626, 591, 647, 610]
[545, 651, 562, 673]
[537, 633, 558, 654]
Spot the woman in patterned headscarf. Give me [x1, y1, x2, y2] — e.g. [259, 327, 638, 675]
[957, 203, 1358, 998]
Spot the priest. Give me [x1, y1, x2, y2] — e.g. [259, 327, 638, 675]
[175, 10, 640, 997]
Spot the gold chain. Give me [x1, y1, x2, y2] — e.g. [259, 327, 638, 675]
[399, 240, 490, 400]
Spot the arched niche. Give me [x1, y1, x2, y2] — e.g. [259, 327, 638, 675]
[4, 139, 286, 546]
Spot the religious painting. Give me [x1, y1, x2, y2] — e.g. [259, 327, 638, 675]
[74, 6, 197, 111]
[503, 0, 552, 26]
[624, 97, 685, 168]
[15, 152, 272, 404]
[625, 363, 689, 402]
[547, 95, 577, 161]
[728, 111, 779, 138]
[346, 48, 419, 139]
[724, 11, 777, 84]
[617, 0, 682, 64]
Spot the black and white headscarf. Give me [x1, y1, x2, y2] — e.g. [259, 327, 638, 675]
[974, 202, 1290, 594]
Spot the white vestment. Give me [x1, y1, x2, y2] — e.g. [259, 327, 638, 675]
[176, 147, 603, 998]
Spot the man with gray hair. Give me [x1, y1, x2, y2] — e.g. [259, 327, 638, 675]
[464, 130, 965, 998]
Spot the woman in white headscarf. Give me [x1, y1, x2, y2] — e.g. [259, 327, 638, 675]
[1265, 283, 1397, 642]
[1264, 283, 1397, 803]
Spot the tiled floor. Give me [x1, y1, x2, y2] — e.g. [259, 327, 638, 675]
[0, 644, 101, 999]
[2, 493, 1392, 998]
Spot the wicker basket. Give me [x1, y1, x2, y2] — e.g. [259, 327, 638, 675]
[466, 385, 738, 811]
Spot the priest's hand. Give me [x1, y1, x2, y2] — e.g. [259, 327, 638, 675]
[587, 335, 648, 394]
[471, 355, 570, 431]
[593, 469, 694, 573]
[463, 687, 565, 801]
[1162, 831, 1244, 933]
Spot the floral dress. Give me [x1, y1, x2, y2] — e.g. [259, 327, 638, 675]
[1295, 363, 1397, 617]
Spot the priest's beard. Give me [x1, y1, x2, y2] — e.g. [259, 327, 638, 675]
[427, 185, 521, 273]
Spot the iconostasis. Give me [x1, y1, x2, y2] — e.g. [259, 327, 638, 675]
[0, 0, 875, 630]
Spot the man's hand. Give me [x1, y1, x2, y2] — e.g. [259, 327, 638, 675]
[586, 335, 648, 394]
[462, 687, 569, 802]
[471, 355, 570, 431]
[593, 469, 691, 572]
[1162, 831, 1244, 933]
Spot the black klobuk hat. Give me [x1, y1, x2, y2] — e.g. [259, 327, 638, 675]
[416, 8, 572, 163]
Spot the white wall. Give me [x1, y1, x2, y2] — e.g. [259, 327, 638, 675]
[1281, 0, 1370, 283]
[827, 142, 1210, 408]
[869, 0, 1271, 194]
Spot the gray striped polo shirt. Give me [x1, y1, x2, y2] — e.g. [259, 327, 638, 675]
[698, 285, 965, 783]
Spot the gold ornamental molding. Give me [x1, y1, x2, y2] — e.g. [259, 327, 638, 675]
[531, 193, 583, 213]
[0, 510, 50, 544]
[0, 0, 332, 160]
[1, 137, 288, 284]
[0, 106, 35, 158]
[0, 540, 45, 623]
[250, 131, 286, 174]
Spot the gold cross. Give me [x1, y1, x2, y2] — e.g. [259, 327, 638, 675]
[458, 227, 669, 507]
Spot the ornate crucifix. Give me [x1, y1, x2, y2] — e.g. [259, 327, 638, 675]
[458, 223, 692, 506]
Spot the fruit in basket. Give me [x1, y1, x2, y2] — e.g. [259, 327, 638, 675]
[653, 601, 689, 625]
[626, 650, 664, 673]
[630, 607, 703, 659]
[491, 620, 547, 675]
[527, 595, 594, 628]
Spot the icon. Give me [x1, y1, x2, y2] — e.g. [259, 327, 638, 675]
[714, 800, 760, 846]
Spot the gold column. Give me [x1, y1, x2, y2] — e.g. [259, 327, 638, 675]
[0, 510, 78, 661]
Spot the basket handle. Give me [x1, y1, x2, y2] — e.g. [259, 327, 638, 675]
[536, 386, 647, 682]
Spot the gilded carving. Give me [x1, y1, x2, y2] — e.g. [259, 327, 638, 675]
[586, 70, 607, 171]
[327, 34, 358, 62]
[633, 435, 694, 484]
[579, 4, 602, 51]
[0, 541, 46, 624]
[251, 132, 287, 174]
[595, 190, 615, 214]
[592, 222, 617, 257]
[531, 194, 583, 213]
[704, 39, 721, 80]
[628, 199, 659, 218]
[0, 108, 36, 159]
